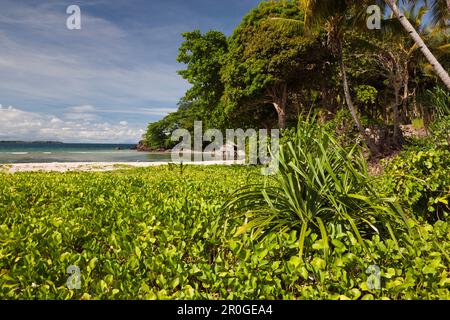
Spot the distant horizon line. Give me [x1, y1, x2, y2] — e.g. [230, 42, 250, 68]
[0, 140, 138, 145]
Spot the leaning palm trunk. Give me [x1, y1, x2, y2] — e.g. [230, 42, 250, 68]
[385, 0, 450, 90]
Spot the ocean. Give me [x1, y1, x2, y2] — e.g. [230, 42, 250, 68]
[0, 142, 171, 164]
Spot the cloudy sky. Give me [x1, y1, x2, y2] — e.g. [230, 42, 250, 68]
[0, 0, 261, 143]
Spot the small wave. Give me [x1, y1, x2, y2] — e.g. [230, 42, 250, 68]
[11, 152, 29, 155]
[68, 151, 131, 154]
[42, 152, 52, 154]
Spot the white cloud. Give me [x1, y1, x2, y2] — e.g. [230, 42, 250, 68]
[0, 1, 189, 109]
[64, 105, 98, 121]
[60, 105, 177, 123]
[50, 117, 63, 124]
[97, 107, 178, 116]
[68, 105, 97, 113]
[0, 106, 144, 143]
[64, 113, 98, 121]
[0, 1, 198, 143]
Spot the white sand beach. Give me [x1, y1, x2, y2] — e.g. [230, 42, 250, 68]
[0, 160, 246, 173]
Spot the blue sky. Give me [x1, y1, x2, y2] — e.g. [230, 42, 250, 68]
[0, 0, 262, 143]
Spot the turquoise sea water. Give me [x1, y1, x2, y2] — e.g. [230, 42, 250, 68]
[0, 143, 171, 164]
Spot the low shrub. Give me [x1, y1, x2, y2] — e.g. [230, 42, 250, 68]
[429, 115, 450, 149]
[226, 118, 407, 259]
[381, 149, 450, 222]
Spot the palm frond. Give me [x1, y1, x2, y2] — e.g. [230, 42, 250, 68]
[268, 17, 305, 33]
[429, 0, 450, 27]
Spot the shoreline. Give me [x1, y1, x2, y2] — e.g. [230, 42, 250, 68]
[0, 160, 246, 173]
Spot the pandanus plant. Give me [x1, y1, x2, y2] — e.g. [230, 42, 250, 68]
[225, 116, 409, 259]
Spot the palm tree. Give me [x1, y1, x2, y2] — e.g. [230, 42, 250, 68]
[297, 0, 380, 154]
[428, 0, 450, 26]
[367, 4, 444, 140]
[383, 0, 450, 90]
[271, 0, 448, 153]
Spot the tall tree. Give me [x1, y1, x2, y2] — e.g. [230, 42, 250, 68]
[371, 5, 432, 139]
[296, 0, 380, 153]
[177, 30, 228, 129]
[144, 30, 228, 148]
[383, 0, 450, 89]
[221, 1, 328, 129]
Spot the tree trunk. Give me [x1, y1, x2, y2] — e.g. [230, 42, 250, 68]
[269, 82, 287, 129]
[413, 89, 418, 119]
[275, 104, 286, 129]
[393, 84, 401, 142]
[402, 66, 409, 124]
[383, 89, 388, 122]
[337, 40, 379, 154]
[385, 0, 450, 90]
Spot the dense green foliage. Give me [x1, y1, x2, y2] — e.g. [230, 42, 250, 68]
[429, 115, 450, 147]
[382, 149, 450, 222]
[2, 0, 450, 302]
[144, 0, 449, 153]
[427, 87, 450, 147]
[0, 166, 258, 299]
[226, 118, 407, 253]
[220, 1, 330, 129]
[1, 164, 449, 300]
